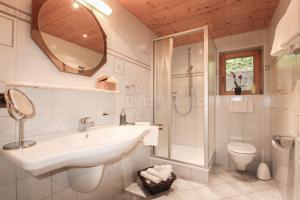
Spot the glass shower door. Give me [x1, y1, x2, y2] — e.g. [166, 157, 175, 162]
[153, 38, 173, 158]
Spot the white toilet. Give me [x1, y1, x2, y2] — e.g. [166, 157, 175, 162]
[227, 142, 256, 171]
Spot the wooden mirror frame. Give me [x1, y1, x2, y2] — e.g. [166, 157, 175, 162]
[31, 0, 107, 77]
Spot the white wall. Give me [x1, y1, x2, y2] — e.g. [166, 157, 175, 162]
[0, 0, 155, 199]
[214, 29, 272, 170]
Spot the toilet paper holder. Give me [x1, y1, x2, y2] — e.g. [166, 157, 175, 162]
[271, 135, 295, 151]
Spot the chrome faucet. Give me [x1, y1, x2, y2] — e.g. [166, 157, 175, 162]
[79, 117, 95, 132]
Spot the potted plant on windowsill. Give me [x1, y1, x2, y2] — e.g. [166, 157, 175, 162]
[231, 72, 243, 95]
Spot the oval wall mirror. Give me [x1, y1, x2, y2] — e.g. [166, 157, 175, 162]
[32, 0, 107, 76]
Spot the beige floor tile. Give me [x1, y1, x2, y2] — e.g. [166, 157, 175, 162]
[207, 174, 227, 186]
[196, 187, 221, 200]
[171, 179, 194, 191]
[132, 169, 283, 200]
[249, 179, 273, 191]
[210, 183, 242, 198]
[230, 180, 258, 194]
[210, 165, 227, 174]
[172, 189, 205, 200]
[188, 180, 206, 189]
[218, 171, 254, 183]
[247, 189, 283, 200]
[152, 192, 176, 200]
[226, 195, 251, 200]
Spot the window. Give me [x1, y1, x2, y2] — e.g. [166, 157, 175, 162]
[219, 49, 263, 95]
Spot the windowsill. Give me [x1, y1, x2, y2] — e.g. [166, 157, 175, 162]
[218, 93, 264, 96]
[219, 90, 263, 95]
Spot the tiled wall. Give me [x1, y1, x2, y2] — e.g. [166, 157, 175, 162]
[267, 0, 300, 199]
[215, 95, 271, 170]
[269, 54, 300, 200]
[171, 42, 204, 148]
[0, 0, 155, 199]
[268, 2, 300, 198]
[214, 29, 272, 170]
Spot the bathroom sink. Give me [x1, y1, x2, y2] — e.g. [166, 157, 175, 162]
[0, 125, 155, 176]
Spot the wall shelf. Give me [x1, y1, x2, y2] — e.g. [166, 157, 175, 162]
[0, 81, 120, 94]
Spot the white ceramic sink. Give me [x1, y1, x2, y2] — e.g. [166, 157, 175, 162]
[0, 125, 154, 176]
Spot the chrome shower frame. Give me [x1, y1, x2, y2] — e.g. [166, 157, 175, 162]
[152, 25, 217, 169]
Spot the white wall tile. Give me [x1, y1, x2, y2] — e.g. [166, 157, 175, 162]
[0, 117, 16, 143]
[0, 156, 16, 187]
[16, 52, 53, 84]
[52, 188, 77, 200]
[17, 175, 51, 200]
[0, 182, 16, 200]
[0, 15, 14, 47]
[51, 169, 69, 194]
[215, 95, 271, 169]
[0, 45, 16, 81]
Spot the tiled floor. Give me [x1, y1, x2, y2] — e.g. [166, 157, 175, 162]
[126, 168, 282, 200]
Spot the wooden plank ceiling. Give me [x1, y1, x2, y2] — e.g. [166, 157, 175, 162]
[38, 0, 105, 52]
[119, 0, 280, 46]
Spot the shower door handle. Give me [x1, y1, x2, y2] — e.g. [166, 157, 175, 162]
[153, 123, 163, 131]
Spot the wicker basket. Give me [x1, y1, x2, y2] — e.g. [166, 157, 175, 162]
[137, 167, 176, 195]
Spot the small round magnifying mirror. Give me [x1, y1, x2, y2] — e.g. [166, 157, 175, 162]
[3, 89, 36, 150]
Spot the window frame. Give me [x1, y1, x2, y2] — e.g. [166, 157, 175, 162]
[219, 49, 262, 95]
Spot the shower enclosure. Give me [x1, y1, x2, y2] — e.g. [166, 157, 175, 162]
[152, 25, 217, 169]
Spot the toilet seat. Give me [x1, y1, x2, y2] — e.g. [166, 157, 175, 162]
[227, 142, 256, 154]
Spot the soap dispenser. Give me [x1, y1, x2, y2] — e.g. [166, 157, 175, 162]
[120, 109, 126, 125]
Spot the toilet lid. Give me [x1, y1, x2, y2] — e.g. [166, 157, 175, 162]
[227, 142, 256, 154]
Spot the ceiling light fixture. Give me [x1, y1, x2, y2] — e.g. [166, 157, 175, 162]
[72, 2, 80, 9]
[76, 0, 112, 16]
[83, 34, 88, 38]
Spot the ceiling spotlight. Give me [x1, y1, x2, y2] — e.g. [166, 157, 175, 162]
[73, 2, 80, 9]
[83, 34, 88, 38]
